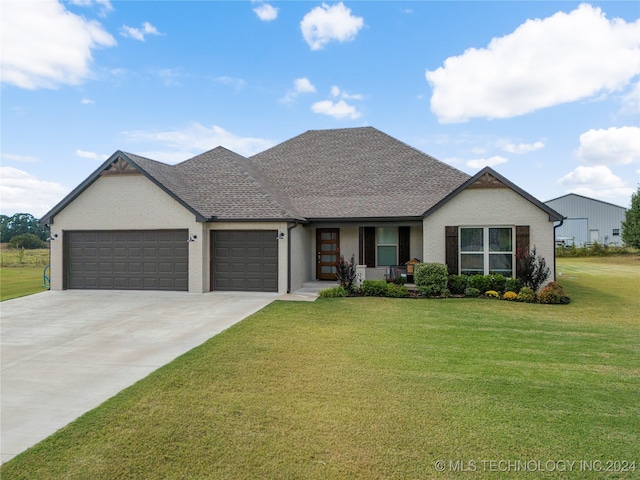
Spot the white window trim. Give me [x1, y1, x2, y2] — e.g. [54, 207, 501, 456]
[459, 226, 515, 277]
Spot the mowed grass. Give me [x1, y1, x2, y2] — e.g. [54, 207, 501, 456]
[2, 257, 639, 479]
[0, 248, 49, 301]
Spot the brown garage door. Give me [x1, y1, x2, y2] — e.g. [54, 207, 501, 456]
[65, 230, 188, 291]
[211, 230, 278, 292]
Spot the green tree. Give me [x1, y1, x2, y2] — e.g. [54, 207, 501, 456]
[0, 213, 49, 243]
[621, 186, 640, 249]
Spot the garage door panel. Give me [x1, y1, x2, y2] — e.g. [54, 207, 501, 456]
[65, 230, 188, 291]
[212, 230, 278, 292]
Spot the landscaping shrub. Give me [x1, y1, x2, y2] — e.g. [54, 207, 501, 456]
[467, 274, 491, 294]
[8, 233, 47, 249]
[319, 286, 347, 298]
[504, 277, 523, 294]
[386, 283, 408, 298]
[393, 275, 407, 286]
[487, 274, 506, 293]
[537, 282, 570, 304]
[516, 287, 536, 303]
[335, 255, 357, 291]
[362, 280, 388, 296]
[503, 291, 518, 301]
[447, 274, 468, 295]
[516, 246, 550, 293]
[464, 287, 480, 298]
[414, 263, 448, 296]
[556, 244, 638, 257]
[485, 290, 499, 298]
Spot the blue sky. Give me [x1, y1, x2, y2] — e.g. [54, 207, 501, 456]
[1, 0, 639, 217]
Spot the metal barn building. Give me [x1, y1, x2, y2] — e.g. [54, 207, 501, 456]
[545, 193, 627, 247]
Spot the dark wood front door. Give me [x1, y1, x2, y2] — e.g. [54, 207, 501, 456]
[316, 228, 340, 280]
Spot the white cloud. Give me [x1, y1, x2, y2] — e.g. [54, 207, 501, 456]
[281, 77, 317, 103]
[75, 149, 108, 160]
[577, 126, 640, 165]
[1, 0, 116, 90]
[122, 123, 275, 158]
[0, 167, 69, 217]
[330, 85, 363, 100]
[311, 100, 361, 119]
[254, 3, 278, 21]
[81, 98, 95, 104]
[120, 22, 162, 41]
[465, 156, 508, 169]
[426, 4, 640, 123]
[500, 140, 545, 154]
[559, 165, 627, 188]
[69, 0, 113, 17]
[300, 2, 364, 50]
[1, 153, 40, 163]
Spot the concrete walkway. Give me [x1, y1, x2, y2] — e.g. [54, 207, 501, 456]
[0, 289, 278, 463]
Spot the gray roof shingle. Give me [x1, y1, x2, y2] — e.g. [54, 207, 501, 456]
[250, 127, 470, 218]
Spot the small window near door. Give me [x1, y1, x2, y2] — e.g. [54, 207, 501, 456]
[376, 227, 397, 266]
[613, 229, 620, 236]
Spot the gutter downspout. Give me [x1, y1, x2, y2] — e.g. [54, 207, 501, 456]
[553, 218, 565, 281]
[287, 222, 299, 293]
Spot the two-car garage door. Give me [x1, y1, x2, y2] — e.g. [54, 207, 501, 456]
[65, 230, 189, 291]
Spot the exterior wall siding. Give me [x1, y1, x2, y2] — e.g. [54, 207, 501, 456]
[423, 188, 555, 281]
[289, 224, 312, 292]
[49, 175, 204, 292]
[545, 195, 627, 246]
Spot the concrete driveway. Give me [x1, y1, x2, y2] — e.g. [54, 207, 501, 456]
[0, 289, 278, 463]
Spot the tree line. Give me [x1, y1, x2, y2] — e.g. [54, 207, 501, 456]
[0, 213, 50, 248]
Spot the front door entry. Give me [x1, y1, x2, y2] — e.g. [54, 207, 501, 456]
[316, 229, 340, 280]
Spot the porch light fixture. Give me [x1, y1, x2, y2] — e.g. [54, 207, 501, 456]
[47, 233, 58, 241]
[187, 234, 198, 242]
[277, 232, 285, 240]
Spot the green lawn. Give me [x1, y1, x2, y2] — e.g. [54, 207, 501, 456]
[2, 257, 639, 479]
[0, 247, 49, 301]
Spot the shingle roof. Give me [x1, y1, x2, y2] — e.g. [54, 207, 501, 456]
[250, 127, 471, 218]
[41, 127, 492, 223]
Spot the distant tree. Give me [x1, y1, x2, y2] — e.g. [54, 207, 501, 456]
[0, 213, 49, 243]
[621, 186, 640, 249]
[9, 233, 48, 249]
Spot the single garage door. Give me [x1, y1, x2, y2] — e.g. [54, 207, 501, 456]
[65, 230, 188, 290]
[212, 230, 278, 292]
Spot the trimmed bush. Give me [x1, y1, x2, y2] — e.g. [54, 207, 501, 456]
[504, 278, 523, 294]
[448, 274, 468, 295]
[467, 275, 491, 294]
[386, 283, 408, 298]
[485, 290, 499, 298]
[516, 287, 536, 303]
[487, 274, 506, 293]
[464, 287, 480, 298]
[503, 291, 518, 301]
[516, 246, 550, 293]
[537, 282, 570, 304]
[319, 286, 347, 298]
[362, 280, 388, 297]
[414, 263, 448, 296]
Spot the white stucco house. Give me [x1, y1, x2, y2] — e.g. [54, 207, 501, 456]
[41, 127, 563, 293]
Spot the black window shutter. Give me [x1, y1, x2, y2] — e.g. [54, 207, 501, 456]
[364, 227, 376, 267]
[515, 226, 530, 280]
[358, 227, 364, 265]
[445, 226, 458, 275]
[398, 226, 410, 264]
